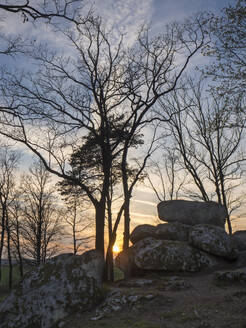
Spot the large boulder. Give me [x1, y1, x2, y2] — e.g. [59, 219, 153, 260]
[130, 222, 190, 244]
[233, 230, 246, 251]
[157, 200, 227, 228]
[189, 224, 238, 260]
[116, 237, 219, 274]
[0, 250, 104, 328]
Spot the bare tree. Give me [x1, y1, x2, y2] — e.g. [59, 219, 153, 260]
[146, 147, 187, 202]
[9, 191, 24, 278]
[0, 145, 20, 288]
[20, 160, 63, 265]
[158, 77, 246, 233]
[0, 0, 90, 24]
[203, 0, 246, 97]
[61, 185, 93, 255]
[0, 14, 207, 270]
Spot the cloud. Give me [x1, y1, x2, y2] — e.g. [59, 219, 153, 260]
[92, 0, 154, 45]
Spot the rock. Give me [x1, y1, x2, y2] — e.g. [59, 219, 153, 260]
[116, 237, 219, 274]
[235, 251, 246, 268]
[156, 222, 190, 242]
[118, 278, 154, 288]
[233, 230, 246, 251]
[115, 247, 145, 278]
[159, 276, 192, 291]
[214, 267, 246, 283]
[189, 224, 238, 260]
[130, 224, 157, 244]
[133, 238, 218, 272]
[157, 200, 227, 228]
[0, 250, 104, 328]
[91, 289, 156, 321]
[130, 222, 190, 244]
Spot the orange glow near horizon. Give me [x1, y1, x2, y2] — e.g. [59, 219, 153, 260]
[113, 244, 120, 253]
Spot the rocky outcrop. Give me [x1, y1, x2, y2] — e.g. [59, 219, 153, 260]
[157, 200, 227, 228]
[233, 230, 246, 251]
[134, 238, 218, 272]
[0, 250, 104, 328]
[116, 200, 244, 278]
[189, 224, 238, 260]
[116, 237, 219, 275]
[130, 222, 190, 244]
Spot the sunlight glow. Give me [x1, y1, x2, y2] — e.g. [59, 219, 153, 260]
[113, 244, 120, 253]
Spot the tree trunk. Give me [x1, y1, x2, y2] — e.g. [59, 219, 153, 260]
[6, 218, 12, 290]
[0, 214, 5, 282]
[72, 219, 77, 255]
[95, 202, 105, 256]
[14, 219, 24, 278]
[105, 195, 114, 281]
[105, 242, 114, 282]
[36, 217, 42, 266]
[105, 203, 125, 281]
[123, 197, 130, 251]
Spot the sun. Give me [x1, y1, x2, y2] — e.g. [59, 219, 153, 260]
[113, 244, 120, 253]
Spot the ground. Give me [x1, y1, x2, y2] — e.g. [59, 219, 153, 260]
[1, 266, 246, 328]
[62, 270, 246, 328]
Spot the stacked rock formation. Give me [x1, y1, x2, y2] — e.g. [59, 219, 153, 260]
[116, 200, 239, 277]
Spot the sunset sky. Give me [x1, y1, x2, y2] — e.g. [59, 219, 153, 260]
[0, 0, 245, 253]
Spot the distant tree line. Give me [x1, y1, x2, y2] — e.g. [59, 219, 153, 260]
[0, 145, 93, 289]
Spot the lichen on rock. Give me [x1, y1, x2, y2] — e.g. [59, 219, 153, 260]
[189, 224, 238, 260]
[0, 250, 104, 328]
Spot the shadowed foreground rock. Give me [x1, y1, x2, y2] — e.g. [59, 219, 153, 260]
[0, 250, 104, 328]
[233, 230, 246, 251]
[157, 200, 227, 227]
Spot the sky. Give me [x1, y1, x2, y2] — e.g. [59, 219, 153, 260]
[91, 0, 246, 246]
[0, 0, 245, 252]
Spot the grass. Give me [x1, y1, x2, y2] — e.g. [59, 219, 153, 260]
[113, 265, 124, 281]
[0, 265, 22, 288]
[0, 265, 22, 301]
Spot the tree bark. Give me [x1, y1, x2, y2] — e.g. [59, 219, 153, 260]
[0, 213, 5, 282]
[123, 197, 130, 251]
[95, 202, 105, 256]
[6, 215, 12, 290]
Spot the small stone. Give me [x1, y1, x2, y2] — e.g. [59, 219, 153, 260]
[144, 294, 155, 300]
[91, 314, 105, 321]
[128, 295, 141, 303]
